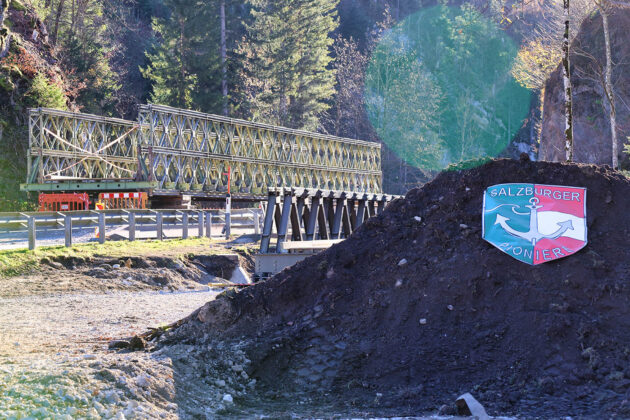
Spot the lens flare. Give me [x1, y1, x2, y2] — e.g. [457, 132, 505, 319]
[365, 5, 531, 173]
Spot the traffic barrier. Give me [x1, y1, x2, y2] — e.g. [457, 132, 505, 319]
[39, 193, 90, 212]
[98, 192, 147, 210]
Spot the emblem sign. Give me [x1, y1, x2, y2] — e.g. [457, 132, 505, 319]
[482, 184, 587, 265]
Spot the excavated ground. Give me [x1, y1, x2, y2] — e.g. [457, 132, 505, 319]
[164, 158, 630, 418]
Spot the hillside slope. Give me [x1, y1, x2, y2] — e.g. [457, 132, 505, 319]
[0, 0, 71, 210]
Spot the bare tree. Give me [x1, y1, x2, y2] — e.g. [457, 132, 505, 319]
[571, 0, 630, 168]
[595, 0, 630, 168]
[562, 0, 574, 161]
[510, 0, 594, 162]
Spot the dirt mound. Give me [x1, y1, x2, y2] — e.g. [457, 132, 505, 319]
[169, 158, 630, 417]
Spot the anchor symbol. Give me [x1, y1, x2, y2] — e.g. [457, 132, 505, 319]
[494, 197, 573, 245]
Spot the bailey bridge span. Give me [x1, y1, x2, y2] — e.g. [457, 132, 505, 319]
[21, 104, 386, 204]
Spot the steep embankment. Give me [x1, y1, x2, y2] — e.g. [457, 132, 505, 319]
[167, 158, 630, 418]
[0, 0, 70, 210]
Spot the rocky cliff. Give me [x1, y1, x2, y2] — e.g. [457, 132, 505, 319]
[0, 0, 71, 210]
[539, 9, 630, 167]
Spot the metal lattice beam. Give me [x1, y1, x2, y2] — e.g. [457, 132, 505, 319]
[23, 105, 384, 197]
[26, 108, 139, 184]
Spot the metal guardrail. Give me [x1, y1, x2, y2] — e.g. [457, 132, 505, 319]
[0, 208, 263, 250]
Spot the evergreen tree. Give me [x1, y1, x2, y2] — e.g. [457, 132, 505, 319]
[237, 0, 339, 130]
[142, 1, 201, 109]
[142, 0, 243, 113]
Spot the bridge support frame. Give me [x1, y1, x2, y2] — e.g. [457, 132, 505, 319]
[259, 188, 396, 254]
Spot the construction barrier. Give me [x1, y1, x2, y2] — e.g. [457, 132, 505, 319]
[98, 192, 148, 210]
[39, 193, 90, 212]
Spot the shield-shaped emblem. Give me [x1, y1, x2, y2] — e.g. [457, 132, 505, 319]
[482, 184, 587, 265]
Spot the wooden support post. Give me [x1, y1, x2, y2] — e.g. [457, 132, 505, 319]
[296, 196, 306, 229]
[64, 215, 72, 247]
[317, 200, 329, 240]
[28, 216, 36, 250]
[331, 197, 346, 239]
[306, 196, 320, 241]
[205, 212, 212, 238]
[260, 194, 277, 253]
[290, 202, 303, 241]
[325, 197, 335, 238]
[198, 211, 204, 237]
[342, 205, 352, 237]
[368, 201, 376, 217]
[128, 212, 136, 241]
[276, 193, 293, 251]
[348, 199, 357, 230]
[156, 212, 163, 240]
[356, 200, 366, 228]
[378, 199, 386, 214]
[182, 212, 189, 239]
[98, 213, 106, 244]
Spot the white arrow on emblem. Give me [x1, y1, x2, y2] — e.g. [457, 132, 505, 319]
[493, 197, 573, 245]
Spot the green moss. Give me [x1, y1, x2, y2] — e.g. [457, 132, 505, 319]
[10, 0, 27, 12]
[0, 73, 14, 91]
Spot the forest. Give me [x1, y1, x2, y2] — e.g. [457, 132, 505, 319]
[0, 0, 629, 210]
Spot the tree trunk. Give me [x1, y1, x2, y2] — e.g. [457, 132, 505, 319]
[562, 0, 574, 162]
[0, 0, 7, 28]
[537, 86, 546, 161]
[52, 0, 65, 44]
[220, 0, 228, 116]
[0, 0, 9, 59]
[599, 6, 618, 168]
[179, 19, 186, 108]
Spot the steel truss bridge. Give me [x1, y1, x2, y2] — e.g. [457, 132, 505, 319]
[22, 104, 384, 201]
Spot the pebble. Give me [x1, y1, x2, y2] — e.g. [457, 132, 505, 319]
[135, 375, 150, 388]
[395, 279, 403, 288]
[231, 364, 243, 373]
[459, 223, 469, 229]
[222, 394, 233, 403]
[397, 258, 408, 266]
[447, 305, 454, 311]
[419, 318, 427, 325]
[414, 216, 422, 222]
[113, 264, 121, 269]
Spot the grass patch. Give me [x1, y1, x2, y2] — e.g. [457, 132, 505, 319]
[0, 237, 222, 278]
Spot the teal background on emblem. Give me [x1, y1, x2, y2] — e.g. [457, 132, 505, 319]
[483, 183, 534, 264]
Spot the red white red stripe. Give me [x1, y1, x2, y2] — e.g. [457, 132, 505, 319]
[100, 192, 144, 199]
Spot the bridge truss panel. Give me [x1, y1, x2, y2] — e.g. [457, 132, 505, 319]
[27, 108, 139, 184]
[137, 104, 383, 195]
